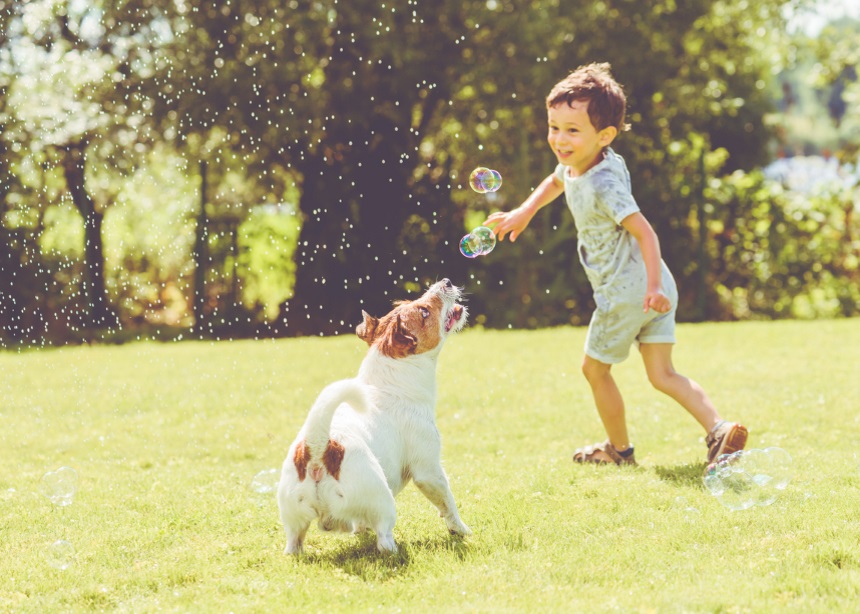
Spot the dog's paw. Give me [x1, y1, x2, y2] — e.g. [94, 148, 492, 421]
[376, 533, 398, 553]
[284, 542, 304, 555]
[446, 519, 471, 536]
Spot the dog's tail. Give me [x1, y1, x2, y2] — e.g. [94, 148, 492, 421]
[301, 378, 371, 450]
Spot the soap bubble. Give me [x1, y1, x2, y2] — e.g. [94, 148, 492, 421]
[250, 468, 280, 495]
[46, 540, 75, 570]
[471, 226, 497, 254]
[703, 447, 793, 510]
[459, 226, 497, 258]
[459, 234, 482, 258]
[469, 167, 503, 193]
[40, 467, 78, 507]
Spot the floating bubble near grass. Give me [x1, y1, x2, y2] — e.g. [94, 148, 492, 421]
[469, 167, 502, 193]
[459, 226, 497, 258]
[250, 468, 280, 499]
[40, 467, 78, 507]
[703, 447, 793, 511]
[46, 539, 75, 570]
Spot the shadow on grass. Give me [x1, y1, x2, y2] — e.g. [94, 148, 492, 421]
[653, 462, 708, 489]
[301, 531, 472, 581]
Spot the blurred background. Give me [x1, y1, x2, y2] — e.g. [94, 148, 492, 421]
[0, 0, 858, 346]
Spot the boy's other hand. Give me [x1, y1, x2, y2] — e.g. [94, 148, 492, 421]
[643, 291, 671, 313]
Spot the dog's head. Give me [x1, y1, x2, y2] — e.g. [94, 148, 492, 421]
[356, 279, 467, 358]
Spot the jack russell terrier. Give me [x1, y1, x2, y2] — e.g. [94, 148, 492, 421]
[277, 279, 470, 554]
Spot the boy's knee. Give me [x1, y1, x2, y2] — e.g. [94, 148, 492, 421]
[581, 356, 611, 382]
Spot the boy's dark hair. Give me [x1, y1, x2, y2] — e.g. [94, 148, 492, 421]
[546, 62, 631, 133]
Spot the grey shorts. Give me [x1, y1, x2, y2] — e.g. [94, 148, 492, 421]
[584, 270, 678, 364]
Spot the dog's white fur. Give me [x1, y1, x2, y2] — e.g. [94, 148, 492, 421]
[277, 279, 470, 554]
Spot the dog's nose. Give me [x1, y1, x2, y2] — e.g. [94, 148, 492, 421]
[442, 278, 453, 288]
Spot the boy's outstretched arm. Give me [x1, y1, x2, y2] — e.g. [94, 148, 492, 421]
[621, 212, 672, 313]
[484, 174, 564, 242]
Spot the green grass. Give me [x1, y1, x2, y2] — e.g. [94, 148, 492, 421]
[1, 319, 859, 612]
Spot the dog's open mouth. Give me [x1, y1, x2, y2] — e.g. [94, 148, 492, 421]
[445, 305, 464, 332]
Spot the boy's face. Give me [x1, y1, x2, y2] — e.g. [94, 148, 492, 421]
[547, 100, 617, 176]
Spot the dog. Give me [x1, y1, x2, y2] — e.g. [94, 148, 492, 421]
[277, 279, 471, 554]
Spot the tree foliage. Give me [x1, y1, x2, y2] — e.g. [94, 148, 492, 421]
[1, 0, 856, 346]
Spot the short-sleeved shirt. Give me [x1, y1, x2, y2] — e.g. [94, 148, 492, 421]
[555, 148, 677, 363]
[555, 147, 644, 290]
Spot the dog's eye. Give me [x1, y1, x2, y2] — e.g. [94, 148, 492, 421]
[419, 307, 430, 319]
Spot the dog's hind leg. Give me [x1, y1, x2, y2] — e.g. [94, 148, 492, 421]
[364, 482, 397, 552]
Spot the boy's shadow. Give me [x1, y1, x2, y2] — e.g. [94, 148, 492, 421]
[300, 532, 471, 580]
[653, 462, 708, 489]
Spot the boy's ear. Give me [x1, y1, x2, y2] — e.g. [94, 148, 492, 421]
[599, 125, 618, 147]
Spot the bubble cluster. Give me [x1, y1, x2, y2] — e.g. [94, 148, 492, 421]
[703, 447, 793, 511]
[459, 226, 497, 258]
[469, 167, 503, 193]
[40, 467, 79, 507]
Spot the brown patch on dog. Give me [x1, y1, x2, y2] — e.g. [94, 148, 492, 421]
[293, 440, 311, 481]
[323, 439, 346, 480]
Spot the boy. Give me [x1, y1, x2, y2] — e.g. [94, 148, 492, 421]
[484, 63, 747, 465]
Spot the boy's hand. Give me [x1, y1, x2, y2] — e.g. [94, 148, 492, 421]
[643, 291, 671, 313]
[483, 208, 533, 242]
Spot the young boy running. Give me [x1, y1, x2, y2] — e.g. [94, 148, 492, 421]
[484, 63, 747, 465]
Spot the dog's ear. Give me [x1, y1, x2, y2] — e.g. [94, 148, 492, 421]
[389, 313, 418, 356]
[356, 310, 378, 345]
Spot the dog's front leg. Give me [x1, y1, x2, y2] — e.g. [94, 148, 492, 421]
[413, 468, 471, 536]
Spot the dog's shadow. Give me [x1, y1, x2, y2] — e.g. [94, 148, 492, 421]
[301, 532, 472, 580]
[653, 462, 708, 489]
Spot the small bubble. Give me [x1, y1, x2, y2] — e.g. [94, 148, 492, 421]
[46, 540, 75, 570]
[40, 467, 78, 507]
[468, 167, 502, 193]
[459, 226, 496, 258]
[250, 468, 280, 495]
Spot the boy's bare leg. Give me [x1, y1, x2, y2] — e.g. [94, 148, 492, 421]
[581, 355, 631, 454]
[638, 343, 721, 431]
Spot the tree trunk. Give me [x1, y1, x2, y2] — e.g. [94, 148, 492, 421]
[192, 159, 209, 335]
[61, 141, 116, 329]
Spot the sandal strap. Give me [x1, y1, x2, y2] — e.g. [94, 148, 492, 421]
[706, 421, 728, 448]
[573, 440, 633, 465]
[598, 440, 624, 464]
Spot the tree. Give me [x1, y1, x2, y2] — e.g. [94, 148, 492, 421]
[3, 0, 814, 344]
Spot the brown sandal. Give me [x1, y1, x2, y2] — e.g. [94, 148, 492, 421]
[706, 421, 748, 463]
[573, 440, 636, 466]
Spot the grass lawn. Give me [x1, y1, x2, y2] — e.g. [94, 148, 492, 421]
[1, 319, 859, 612]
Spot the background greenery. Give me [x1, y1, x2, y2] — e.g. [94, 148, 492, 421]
[1, 320, 859, 612]
[1, 0, 859, 347]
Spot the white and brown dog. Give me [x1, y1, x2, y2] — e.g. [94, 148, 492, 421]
[277, 279, 470, 554]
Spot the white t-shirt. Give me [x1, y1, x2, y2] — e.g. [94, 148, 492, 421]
[554, 147, 672, 295]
